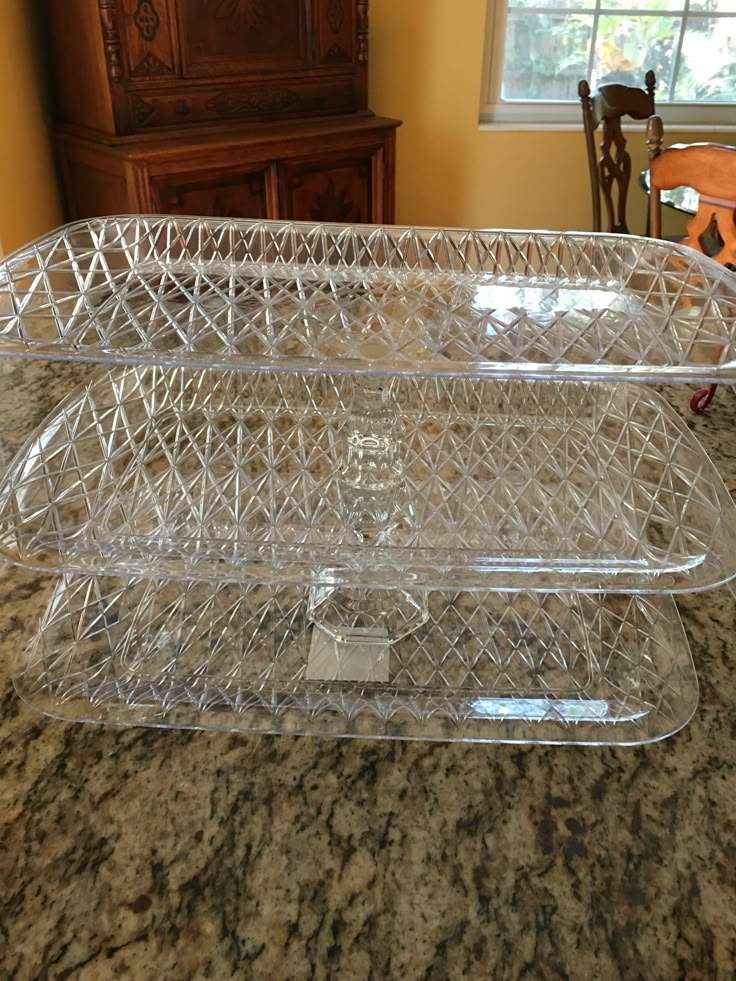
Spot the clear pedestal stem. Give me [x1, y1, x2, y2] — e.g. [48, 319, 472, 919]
[309, 375, 428, 647]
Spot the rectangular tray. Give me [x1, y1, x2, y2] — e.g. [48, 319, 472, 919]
[14, 576, 697, 745]
[1, 216, 735, 383]
[1, 368, 734, 592]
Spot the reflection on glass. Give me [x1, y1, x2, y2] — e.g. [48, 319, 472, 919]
[473, 698, 614, 721]
[689, 0, 736, 12]
[675, 17, 736, 101]
[593, 15, 679, 90]
[501, 3, 735, 104]
[473, 285, 629, 317]
[590, 0, 685, 9]
[502, 12, 592, 100]
[509, 0, 590, 8]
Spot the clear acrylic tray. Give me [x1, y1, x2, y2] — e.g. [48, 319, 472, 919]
[1, 216, 730, 745]
[1, 216, 735, 384]
[0, 367, 734, 592]
[13, 575, 697, 745]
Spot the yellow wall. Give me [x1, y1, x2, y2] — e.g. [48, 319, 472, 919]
[0, 0, 728, 250]
[0, 1, 62, 255]
[369, 0, 731, 234]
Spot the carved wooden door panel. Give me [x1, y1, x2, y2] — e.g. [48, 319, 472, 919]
[121, 0, 180, 80]
[150, 167, 271, 218]
[175, 0, 309, 76]
[278, 150, 378, 223]
[316, 0, 356, 65]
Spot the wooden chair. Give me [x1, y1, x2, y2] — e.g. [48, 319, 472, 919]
[579, 71, 657, 234]
[648, 125, 736, 412]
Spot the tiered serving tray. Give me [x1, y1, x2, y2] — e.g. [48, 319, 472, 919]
[0, 368, 733, 593]
[18, 577, 695, 745]
[1, 216, 735, 743]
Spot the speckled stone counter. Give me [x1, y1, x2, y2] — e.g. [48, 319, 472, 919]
[2, 377, 736, 980]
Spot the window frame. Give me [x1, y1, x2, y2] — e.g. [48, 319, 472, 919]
[480, 0, 736, 130]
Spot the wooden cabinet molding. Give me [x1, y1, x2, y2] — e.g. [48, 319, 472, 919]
[56, 115, 399, 223]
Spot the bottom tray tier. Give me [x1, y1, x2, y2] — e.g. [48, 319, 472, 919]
[14, 577, 697, 745]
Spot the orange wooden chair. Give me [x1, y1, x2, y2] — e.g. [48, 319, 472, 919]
[648, 128, 736, 412]
[579, 71, 657, 234]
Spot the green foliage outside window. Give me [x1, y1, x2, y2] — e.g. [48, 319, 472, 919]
[501, 3, 736, 103]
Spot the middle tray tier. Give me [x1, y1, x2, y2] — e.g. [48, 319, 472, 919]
[0, 366, 734, 592]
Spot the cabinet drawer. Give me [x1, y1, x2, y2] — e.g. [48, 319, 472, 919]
[151, 168, 271, 219]
[129, 78, 355, 130]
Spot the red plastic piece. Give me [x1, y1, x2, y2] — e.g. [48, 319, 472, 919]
[690, 385, 717, 413]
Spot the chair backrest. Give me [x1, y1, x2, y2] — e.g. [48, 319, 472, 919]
[648, 132, 736, 266]
[579, 71, 657, 234]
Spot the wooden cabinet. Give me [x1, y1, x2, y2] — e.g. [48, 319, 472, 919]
[45, 0, 398, 224]
[56, 115, 398, 223]
[47, 0, 369, 135]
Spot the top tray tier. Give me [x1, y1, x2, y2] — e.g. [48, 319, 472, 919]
[1, 216, 735, 383]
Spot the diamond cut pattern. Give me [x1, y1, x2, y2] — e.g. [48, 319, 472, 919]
[15, 577, 697, 743]
[0, 217, 722, 745]
[0, 368, 733, 592]
[0, 217, 735, 381]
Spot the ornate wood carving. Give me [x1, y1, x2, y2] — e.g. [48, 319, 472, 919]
[323, 43, 350, 63]
[205, 88, 298, 117]
[98, 0, 123, 81]
[133, 0, 161, 41]
[645, 113, 664, 165]
[327, 0, 344, 33]
[645, 69, 656, 100]
[130, 52, 173, 76]
[598, 120, 630, 235]
[132, 96, 156, 126]
[356, 0, 368, 63]
[211, 0, 275, 29]
[181, 0, 302, 65]
[579, 74, 655, 234]
[51, 0, 372, 134]
[578, 80, 600, 231]
[310, 178, 359, 222]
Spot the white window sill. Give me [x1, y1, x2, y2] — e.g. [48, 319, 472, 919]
[479, 120, 736, 132]
[479, 102, 736, 132]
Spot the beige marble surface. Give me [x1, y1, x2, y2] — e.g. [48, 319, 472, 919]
[1, 379, 736, 979]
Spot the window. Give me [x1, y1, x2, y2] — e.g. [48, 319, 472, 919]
[481, 0, 736, 128]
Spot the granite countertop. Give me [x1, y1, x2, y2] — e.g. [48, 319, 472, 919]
[2, 372, 736, 980]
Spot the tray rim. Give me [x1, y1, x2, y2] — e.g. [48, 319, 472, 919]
[1, 215, 735, 384]
[0, 369, 734, 594]
[12, 576, 699, 746]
